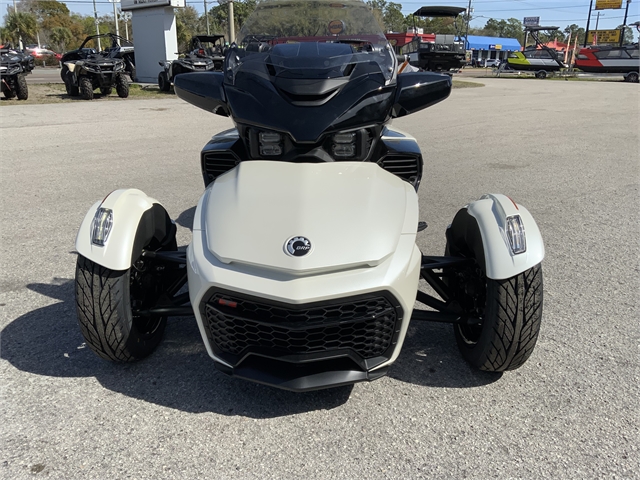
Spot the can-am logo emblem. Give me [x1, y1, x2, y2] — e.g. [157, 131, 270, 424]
[285, 236, 312, 257]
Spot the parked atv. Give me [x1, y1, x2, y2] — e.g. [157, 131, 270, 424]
[101, 34, 136, 81]
[76, 0, 545, 392]
[157, 35, 225, 91]
[1, 45, 34, 100]
[60, 35, 131, 100]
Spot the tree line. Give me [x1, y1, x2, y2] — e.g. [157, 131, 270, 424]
[1, 0, 633, 54]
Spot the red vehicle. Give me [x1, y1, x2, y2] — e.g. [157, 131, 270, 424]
[25, 47, 62, 61]
[574, 44, 639, 82]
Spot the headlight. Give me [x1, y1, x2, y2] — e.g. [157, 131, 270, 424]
[91, 208, 113, 246]
[115, 63, 124, 70]
[332, 131, 357, 158]
[259, 131, 282, 156]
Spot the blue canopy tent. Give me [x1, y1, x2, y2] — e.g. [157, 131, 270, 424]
[465, 36, 522, 62]
[466, 36, 522, 51]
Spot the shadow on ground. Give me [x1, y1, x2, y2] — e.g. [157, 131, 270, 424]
[176, 206, 196, 231]
[2, 277, 500, 418]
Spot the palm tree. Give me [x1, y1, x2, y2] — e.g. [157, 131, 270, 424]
[5, 12, 38, 47]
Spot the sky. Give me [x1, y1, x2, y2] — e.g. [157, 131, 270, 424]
[2, 0, 639, 35]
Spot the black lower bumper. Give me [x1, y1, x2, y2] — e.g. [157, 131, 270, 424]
[200, 288, 403, 391]
[214, 355, 390, 392]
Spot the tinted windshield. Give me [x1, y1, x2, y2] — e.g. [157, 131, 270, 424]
[231, 0, 395, 83]
[238, 0, 387, 46]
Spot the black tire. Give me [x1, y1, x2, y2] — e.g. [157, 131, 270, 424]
[79, 76, 94, 100]
[158, 71, 170, 92]
[625, 72, 639, 83]
[100, 87, 113, 96]
[15, 74, 28, 100]
[61, 66, 79, 96]
[450, 260, 543, 372]
[116, 74, 129, 98]
[535, 70, 547, 79]
[65, 80, 79, 97]
[75, 256, 168, 362]
[3, 85, 16, 99]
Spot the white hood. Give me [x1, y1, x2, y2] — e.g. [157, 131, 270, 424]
[198, 161, 418, 274]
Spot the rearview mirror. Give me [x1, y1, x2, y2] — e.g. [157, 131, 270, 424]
[174, 72, 229, 117]
[391, 72, 452, 118]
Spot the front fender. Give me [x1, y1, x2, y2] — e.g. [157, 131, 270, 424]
[447, 193, 545, 280]
[75, 189, 175, 271]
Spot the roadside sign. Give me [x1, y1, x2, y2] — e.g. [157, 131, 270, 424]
[488, 44, 502, 50]
[121, 0, 184, 10]
[587, 29, 621, 43]
[523, 17, 540, 27]
[328, 20, 345, 34]
[595, 0, 622, 10]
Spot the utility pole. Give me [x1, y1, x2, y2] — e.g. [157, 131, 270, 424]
[123, 12, 130, 41]
[204, 0, 210, 35]
[595, 12, 602, 31]
[13, 0, 24, 50]
[228, 0, 235, 44]
[93, 0, 102, 51]
[111, 0, 120, 38]
[594, 11, 603, 44]
[464, 0, 472, 47]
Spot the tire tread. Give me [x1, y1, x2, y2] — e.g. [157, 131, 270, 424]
[483, 264, 543, 371]
[75, 255, 134, 362]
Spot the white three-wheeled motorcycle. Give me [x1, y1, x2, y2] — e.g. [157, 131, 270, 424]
[75, 0, 544, 391]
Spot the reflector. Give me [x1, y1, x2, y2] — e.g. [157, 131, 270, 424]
[91, 208, 113, 246]
[506, 215, 526, 254]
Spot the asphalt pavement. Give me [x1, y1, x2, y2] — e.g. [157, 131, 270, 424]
[1, 78, 638, 479]
[25, 67, 64, 84]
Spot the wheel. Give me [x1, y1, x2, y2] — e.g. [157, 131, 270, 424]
[3, 84, 16, 99]
[100, 87, 112, 96]
[15, 74, 28, 100]
[625, 72, 639, 83]
[65, 79, 79, 97]
[75, 224, 178, 362]
[447, 249, 543, 371]
[62, 66, 79, 96]
[115, 74, 129, 98]
[128, 63, 136, 82]
[75, 254, 172, 362]
[158, 71, 170, 92]
[535, 70, 547, 79]
[79, 76, 94, 100]
[445, 234, 543, 372]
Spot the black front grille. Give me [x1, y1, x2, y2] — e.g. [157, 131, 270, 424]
[202, 151, 240, 183]
[378, 154, 421, 185]
[201, 290, 401, 362]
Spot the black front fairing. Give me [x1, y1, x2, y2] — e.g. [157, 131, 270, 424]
[176, 0, 452, 190]
[225, 42, 395, 143]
